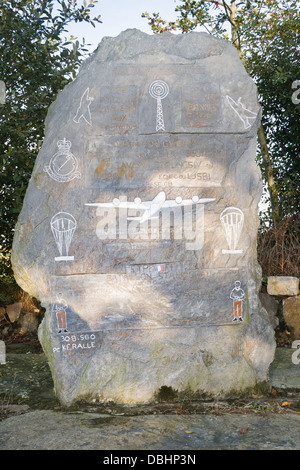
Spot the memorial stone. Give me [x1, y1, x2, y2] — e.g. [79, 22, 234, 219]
[12, 30, 276, 406]
[0, 80, 5, 104]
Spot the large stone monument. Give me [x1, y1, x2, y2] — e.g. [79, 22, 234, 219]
[12, 30, 276, 406]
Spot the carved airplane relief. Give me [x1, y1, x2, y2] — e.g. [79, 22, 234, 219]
[226, 95, 257, 129]
[85, 191, 215, 224]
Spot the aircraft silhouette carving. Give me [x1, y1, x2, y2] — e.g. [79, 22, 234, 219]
[73, 88, 94, 126]
[226, 95, 257, 129]
[86, 191, 215, 224]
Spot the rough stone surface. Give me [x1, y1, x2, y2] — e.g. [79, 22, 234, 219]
[1, 346, 298, 409]
[0, 308, 6, 323]
[19, 312, 40, 334]
[6, 302, 23, 323]
[1, 347, 300, 450]
[0, 353, 56, 406]
[268, 347, 300, 389]
[267, 276, 300, 297]
[259, 292, 279, 329]
[283, 296, 300, 338]
[1, 410, 300, 450]
[11, 29, 276, 406]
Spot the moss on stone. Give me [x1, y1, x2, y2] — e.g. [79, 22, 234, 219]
[222, 380, 272, 399]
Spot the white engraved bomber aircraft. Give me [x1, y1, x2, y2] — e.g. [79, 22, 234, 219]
[86, 191, 215, 224]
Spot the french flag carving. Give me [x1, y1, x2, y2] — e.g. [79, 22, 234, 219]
[154, 264, 165, 272]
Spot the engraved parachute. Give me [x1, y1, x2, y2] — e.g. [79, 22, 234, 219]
[220, 207, 244, 253]
[50, 212, 77, 261]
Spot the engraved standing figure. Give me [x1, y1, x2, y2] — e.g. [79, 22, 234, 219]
[52, 296, 69, 333]
[149, 80, 169, 132]
[230, 280, 245, 322]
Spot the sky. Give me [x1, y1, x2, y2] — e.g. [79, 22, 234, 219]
[67, 0, 180, 53]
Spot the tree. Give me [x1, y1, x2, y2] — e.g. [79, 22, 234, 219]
[142, 0, 300, 224]
[0, 0, 101, 277]
[247, 7, 300, 220]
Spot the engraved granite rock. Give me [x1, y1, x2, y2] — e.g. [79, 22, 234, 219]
[11, 29, 276, 406]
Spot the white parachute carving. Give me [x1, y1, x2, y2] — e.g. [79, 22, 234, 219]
[50, 212, 77, 261]
[220, 207, 244, 254]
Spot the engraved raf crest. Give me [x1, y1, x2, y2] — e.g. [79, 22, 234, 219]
[44, 138, 81, 183]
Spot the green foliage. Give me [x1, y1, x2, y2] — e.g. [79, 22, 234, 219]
[0, 0, 101, 273]
[247, 5, 300, 220]
[0, 251, 21, 304]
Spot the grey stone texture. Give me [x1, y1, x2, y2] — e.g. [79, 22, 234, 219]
[6, 302, 23, 323]
[19, 311, 40, 335]
[259, 292, 279, 329]
[1, 410, 300, 450]
[11, 29, 276, 406]
[269, 347, 300, 389]
[0, 340, 5, 364]
[267, 276, 300, 297]
[283, 296, 300, 338]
